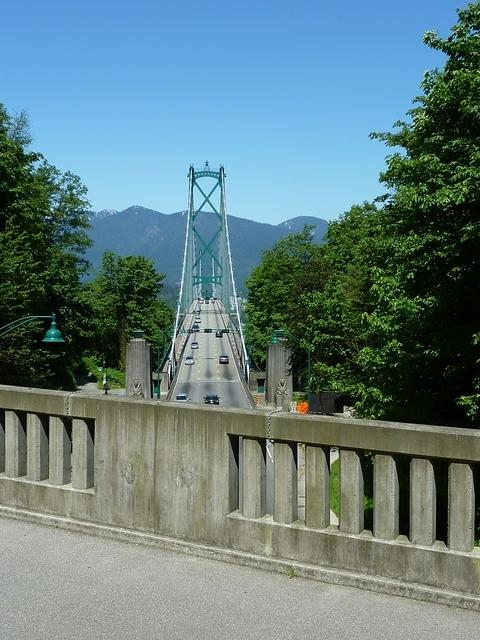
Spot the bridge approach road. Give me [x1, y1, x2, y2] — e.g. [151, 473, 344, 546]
[172, 301, 251, 409]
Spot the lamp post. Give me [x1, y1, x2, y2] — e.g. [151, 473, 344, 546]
[271, 329, 312, 409]
[0, 313, 65, 343]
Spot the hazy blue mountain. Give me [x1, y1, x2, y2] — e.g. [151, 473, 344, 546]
[85, 206, 328, 294]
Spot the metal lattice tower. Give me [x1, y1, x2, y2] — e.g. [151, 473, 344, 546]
[169, 163, 248, 379]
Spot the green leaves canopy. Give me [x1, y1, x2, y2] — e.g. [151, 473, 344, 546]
[246, 3, 480, 426]
[0, 105, 91, 388]
[84, 251, 173, 370]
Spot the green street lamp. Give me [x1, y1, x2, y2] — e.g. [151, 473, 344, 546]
[0, 313, 65, 343]
[271, 329, 312, 409]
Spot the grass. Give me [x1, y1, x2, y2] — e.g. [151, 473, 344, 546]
[286, 566, 298, 579]
[329, 456, 374, 524]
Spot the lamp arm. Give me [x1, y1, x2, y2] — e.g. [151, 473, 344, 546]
[0, 315, 52, 338]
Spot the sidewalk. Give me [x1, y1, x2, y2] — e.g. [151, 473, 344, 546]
[0, 517, 478, 640]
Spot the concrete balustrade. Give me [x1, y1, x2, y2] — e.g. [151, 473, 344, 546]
[340, 449, 364, 534]
[242, 437, 266, 519]
[0, 409, 5, 473]
[1, 385, 480, 605]
[72, 419, 94, 490]
[49, 417, 72, 486]
[448, 462, 475, 552]
[304, 444, 330, 528]
[27, 413, 49, 481]
[5, 410, 27, 477]
[373, 454, 399, 540]
[273, 441, 297, 523]
[410, 458, 436, 546]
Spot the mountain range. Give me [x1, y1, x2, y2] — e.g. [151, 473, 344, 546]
[85, 206, 328, 295]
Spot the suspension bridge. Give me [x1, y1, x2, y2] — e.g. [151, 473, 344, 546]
[165, 163, 252, 409]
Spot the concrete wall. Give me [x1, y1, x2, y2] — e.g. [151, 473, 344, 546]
[1, 385, 480, 603]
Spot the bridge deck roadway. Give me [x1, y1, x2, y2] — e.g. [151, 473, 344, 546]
[1, 517, 478, 640]
[172, 300, 251, 408]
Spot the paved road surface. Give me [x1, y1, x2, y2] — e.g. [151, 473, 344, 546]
[1, 518, 478, 640]
[173, 302, 251, 409]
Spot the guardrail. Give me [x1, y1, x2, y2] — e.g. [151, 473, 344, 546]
[0, 385, 479, 608]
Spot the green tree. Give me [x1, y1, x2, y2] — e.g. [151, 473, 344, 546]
[85, 251, 173, 370]
[245, 227, 326, 370]
[0, 105, 91, 388]
[362, 2, 480, 424]
[292, 203, 384, 400]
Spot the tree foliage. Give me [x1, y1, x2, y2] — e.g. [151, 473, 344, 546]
[84, 251, 173, 370]
[246, 4, 480, 426]
[0, 105, 91, 388]
[245, 227, 328, 370]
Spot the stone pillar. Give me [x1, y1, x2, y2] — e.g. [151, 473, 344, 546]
[126, 330, 152, 399]
[72, 419, 94, 490]
[305, 444, 330, 528]
[373, 454, 399, 540]
[274, 441, 298, 523]
[27, 413, 49, 481]
[49, 417, 72, 485]
[410, 458, 436, 546]
[5, 410, 27, 477]
[340, 449, 364, 534]
[266, 341, 293, 408]
[242, 437, 266, 519]
[448, 462, 475, 552]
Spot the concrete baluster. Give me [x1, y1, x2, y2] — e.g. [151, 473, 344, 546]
[27, 413, 49, 481]
[373, 454, 399, 540]
[305, 444, 330, 528]
[0, 409, 5, 473]
[5, 410, 27, 477]
[72, 419, 94, 490]
[410, 458, 436, 545]
[274, 441, 298, 524]
[448, 462, 475, 552]
[242, 437, 266, 519]
[340, 449, 364, 534]
[49, 417, 72, 485]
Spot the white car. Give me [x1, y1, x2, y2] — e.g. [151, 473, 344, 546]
[175, 393, 189, 402]
[191, 341, 199, 349]
[185, 356, 194, 365]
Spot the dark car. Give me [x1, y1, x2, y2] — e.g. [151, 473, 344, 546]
[192, 324, 200, 332]
[204, 394, 220, 404]
[204, 328, 212, 333]
[219, 355, 229, 364]
[215, 330, 223, 337]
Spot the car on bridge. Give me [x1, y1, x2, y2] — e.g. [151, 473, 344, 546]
[219, 355, 229, 364]
[191, 341, 199, 349]
[215, 330, 223, 338]
[175, 393, 189, 402]
[192, 325, 200, 332]
[204, 394, 220, 404]
[185, 356, 194, 365]
[204, 328, 212, 333]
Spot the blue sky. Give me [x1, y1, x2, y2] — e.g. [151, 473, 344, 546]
[1, 0, 463, 224]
